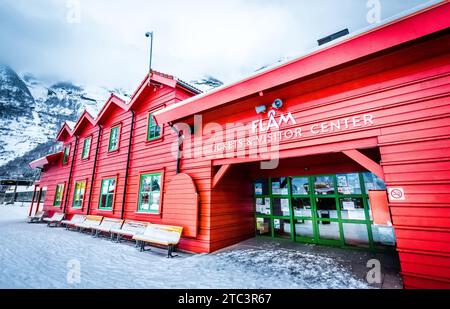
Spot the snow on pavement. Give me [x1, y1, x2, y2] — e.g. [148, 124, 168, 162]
[0, 205, 370, 289]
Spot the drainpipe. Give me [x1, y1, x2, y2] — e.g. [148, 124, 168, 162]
[121, 109, 135, 220]
[170, 123, 183, 174]
[86, 125, 102, 215]
[63, 136, 78, 213]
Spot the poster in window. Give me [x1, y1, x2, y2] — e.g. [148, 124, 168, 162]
[337, 175, 348, 187]
[256, 218, 265, 231]
[281, 199, 290, 212]
[274, 219, 281, 229]
[348, 174, 360, 189]
[255, 183, 263, 195]
[272, 182, 281, 195]
[342, 200, 355, 210]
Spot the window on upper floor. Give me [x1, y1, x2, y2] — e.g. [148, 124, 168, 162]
[147, 113, 161, 141]
[108, 125, 121, 152]
[62, 144, 70, 165]
[81, 137, 92, 160]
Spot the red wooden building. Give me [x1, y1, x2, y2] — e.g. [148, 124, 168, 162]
[30, 2, 450, 289]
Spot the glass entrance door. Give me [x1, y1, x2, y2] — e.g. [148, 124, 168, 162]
[254, 172, 391, 251]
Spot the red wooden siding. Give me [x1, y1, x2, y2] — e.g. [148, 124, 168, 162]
[90, 103, 130, 218]
[40, 133, 76, 215]
[180, 28, 450, 287]
[162, 173, 199, 238]
[66, 125, 99, 216]
[33, 4, 450, 289]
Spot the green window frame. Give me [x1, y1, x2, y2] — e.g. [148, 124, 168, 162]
[62, 144, 70, 165]
[99, 178, 116, 210]
[72, 181, 86, 209]
[108, 126, 120, 152]
[147, 113, 161, 141]
[137, 173, 162, 214]
[53, 184, 65, 207]
[81, 137, 92, 160]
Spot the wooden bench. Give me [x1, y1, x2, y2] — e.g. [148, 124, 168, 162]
[43, 212, 65, 227]
[28, 211, 46, 223]
[133, 224, 183, 258]
[92, 218, 124, 240]
[110, 220, 148, 244]
[61, 214, 86, 230]
[74, 215, 103, 235]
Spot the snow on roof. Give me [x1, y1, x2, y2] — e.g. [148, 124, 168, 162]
[84, 105, 100, 118]
[66, 121, 76, 130]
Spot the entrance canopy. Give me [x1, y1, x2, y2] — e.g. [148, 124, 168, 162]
[29, 152, 63, 169]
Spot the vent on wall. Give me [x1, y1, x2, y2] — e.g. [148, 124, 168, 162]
[318, 29, 350, 46]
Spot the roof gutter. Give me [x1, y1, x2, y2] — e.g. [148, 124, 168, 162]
[86, 125, 102, 215]
[120, 109, 135, 219]
[63, 136, 78, 213]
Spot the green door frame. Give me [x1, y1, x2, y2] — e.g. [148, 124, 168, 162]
[254, 172, 388, 252]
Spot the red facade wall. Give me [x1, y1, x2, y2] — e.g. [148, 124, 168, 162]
[189, 31, 450, 288]
[34, 4, 450, 289]
[66, 124, 100, 216]
[41, 133, 75, 215]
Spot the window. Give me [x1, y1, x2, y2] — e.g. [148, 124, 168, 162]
[62, 144, 70, 165]
[108, 126, 120, 152]
[99, 178, 116, 210]
[291, 177, 310, 195]
[271, 177, 289, 195]
[337, 173, 362, 195]
[72, 181, 86, 209]
[53, 184, 64, 207]
[363, 172, 386, 193]
[138, 173, 162, 213]
[147, 113, 161, 141]
[81, 137, 92, 159]
[314, 176, 335, 195]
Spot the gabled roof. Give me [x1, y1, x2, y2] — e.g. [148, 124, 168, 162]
[29, 152, 63, 169]
[72, 110, 96, 136]
[51, 70, 196, 143]
[95, 93, 128, 125]
[56, 122, 74, 142]
[154, 1, 450, 125]
[127, 70, 202, 111]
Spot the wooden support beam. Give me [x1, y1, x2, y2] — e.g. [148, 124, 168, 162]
[35, 187, 43, 215]
[28, 185, 38, 217]
[342, 149, 385, 180]
[212, 164, 232, 189]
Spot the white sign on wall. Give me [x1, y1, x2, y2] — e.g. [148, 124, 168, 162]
[388, 188, 405, 201]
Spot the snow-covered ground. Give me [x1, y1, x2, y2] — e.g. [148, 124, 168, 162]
[0, 205, 371, 289]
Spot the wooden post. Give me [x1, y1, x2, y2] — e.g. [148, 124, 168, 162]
[28, 185, 38, 217]
[35, 187, 43, 215]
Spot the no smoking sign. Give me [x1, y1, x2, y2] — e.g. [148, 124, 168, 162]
[388, 188, 405, 201]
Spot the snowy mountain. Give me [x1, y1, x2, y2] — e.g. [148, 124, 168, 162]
[190, 75, 223, 93]
[0, 65, 222, 179]
[0, 64, 129, 179]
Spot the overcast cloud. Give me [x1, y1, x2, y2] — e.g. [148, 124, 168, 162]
[0, 0, 441, 91]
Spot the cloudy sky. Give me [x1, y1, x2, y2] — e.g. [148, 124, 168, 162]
[0, 0, 441, 92]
